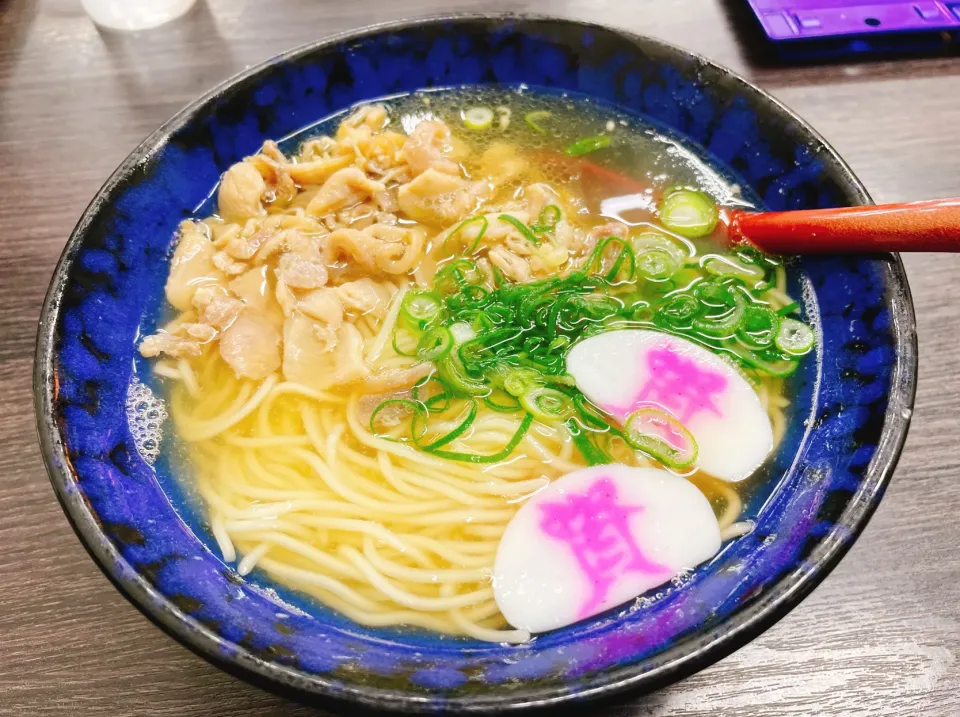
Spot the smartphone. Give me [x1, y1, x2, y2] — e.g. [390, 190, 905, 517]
[743, 0, 960, 59]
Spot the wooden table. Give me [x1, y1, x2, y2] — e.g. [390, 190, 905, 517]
[3, 0, 958, 714]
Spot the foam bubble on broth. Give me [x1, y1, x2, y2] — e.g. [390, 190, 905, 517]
[125, 377, 167, 464]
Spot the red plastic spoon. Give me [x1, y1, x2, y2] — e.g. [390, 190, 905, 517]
[727, 198, 960, 254]
[561, 153, 960, 254]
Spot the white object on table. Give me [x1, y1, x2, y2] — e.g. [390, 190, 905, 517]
[80, 0, 198, 31]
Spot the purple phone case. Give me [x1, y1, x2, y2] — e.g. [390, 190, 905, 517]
[747, 0, 960, 40]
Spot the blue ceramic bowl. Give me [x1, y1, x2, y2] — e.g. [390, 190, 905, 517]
[35, 15, 917, 713]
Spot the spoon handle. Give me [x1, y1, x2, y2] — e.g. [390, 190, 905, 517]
[727, 197, 960, 253]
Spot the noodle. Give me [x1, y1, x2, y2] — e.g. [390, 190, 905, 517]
[167, 317, 790, 639]
[145, 91, 799, 642]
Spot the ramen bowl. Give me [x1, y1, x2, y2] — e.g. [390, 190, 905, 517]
[35, 15, 916, 712]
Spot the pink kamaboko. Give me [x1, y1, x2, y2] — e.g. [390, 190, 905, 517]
[608, 345, 727, 423]
[539, 477, 668, 618]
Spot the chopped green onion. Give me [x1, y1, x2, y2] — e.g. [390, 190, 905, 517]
[498, 214, 541, 245]
[370, 399, 427, 442]
[443, 215, 488, 255]
[692, 283, 746, 338]
[703, 254, 765, 282]
[565, 135, 611, 156]
[570, 393, 614, 433]
[436, 354, 490, 397]
[416, 326, 454, 361]
[529, 204, 562, 233]
[656, 294, 698, 329]
[415, 399, 478, 450]
[503, 368, 544, 397]
[462, 107, 494, 130]
[449, 322, 476, 345]
[401, 291, 443, 329]
[623, 408, 698, 469]
[391, 325, 421, 357]
[381, 216, 814, 464]
[434, 259, 484, 295]
[658, 189, 719, 238]
[566, 418, 612, 466]
[519, 386, 574, 422]
[524, 110, 552, 134]
[777, 302, 800, 317]
[630, 300, 655, 323]
[576, 294, 623, 321]
[735, 245, 778, 269]
[484, 391, 522, 413]
[737, 305, 779, 349]
[582, 236, 636, 283]
[428, 413, 533, 463]
[423, 391, 452, 412]
[446, 284, 490, 313]
[724, 341, 799, 378]
[410, 376, 451, 411]
[632, 232, 686, 281]
[775, 318, 815, 356]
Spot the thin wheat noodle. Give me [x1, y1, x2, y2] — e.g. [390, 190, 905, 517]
[366, 287, 408, 363]
[153, 363, 183, 381]
[178, 358, 201, 397]
[338, 546, 493, 611]
[179, 375, 278, 441]
[149, 105, 799, 641]
[362, 537, 489, 583]
[237, 543, 270, 576]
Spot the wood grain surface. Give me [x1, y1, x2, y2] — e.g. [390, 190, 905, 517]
[2, 0, 959, 714]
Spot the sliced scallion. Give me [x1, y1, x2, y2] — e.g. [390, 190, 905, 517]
[484, 391, 522, 413]
[703, 254, 765, 282]
[529, 204, 562, 234]
[416, 326, 454, 361]
[401, 291, 443, 329]
[503, 368, 544, 398]
[392, 326, 421, 357]
[724, 341, 799, 378]
[564, 135, 611, 156]
[775, 318, 815, 356]
[737, 305, 779, 349]
[519, 386, 574, 423]
[462, 107, 494, 130]
[658, 188, 719, 238]
[496, 106, 511, 130]
[436, 354, 490, 397]
[448, 321, 476, 345]
[656, 294, 698, 329]
[632, 232, 686, 281]
[370, 399, 426, 442]
[443, 215, 488, 255]
[414, 399, 478, 450]
[498, 214, 541, 245]
[524, 110, 552, 134]
[428, 413, 533, 463]
[566, 418, 612, 466]
[623, 408, 698, 469]
[692, 283, 746, 339]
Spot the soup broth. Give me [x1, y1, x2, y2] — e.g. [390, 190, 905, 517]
[139, 88, 810, 642]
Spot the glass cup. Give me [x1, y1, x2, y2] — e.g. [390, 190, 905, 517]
[81, 0, 198, 31]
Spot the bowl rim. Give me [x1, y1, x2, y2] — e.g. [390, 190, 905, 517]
[34, 12, 918, 713]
